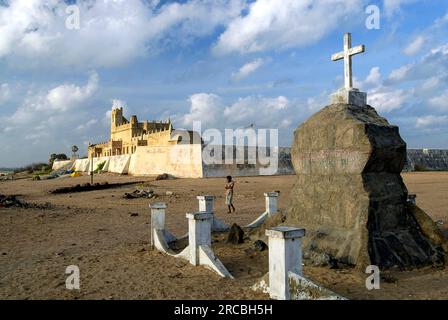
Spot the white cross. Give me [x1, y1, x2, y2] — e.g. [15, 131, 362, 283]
[331, 33, 365, 90]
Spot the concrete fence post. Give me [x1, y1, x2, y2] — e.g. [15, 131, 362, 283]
[186, 212, 213, 266]
[265, 192, 279, 216]
[265, 226, 306, 300]
[197, 195, 230, 232]
[149, 202, 167, 248]
[197, 195, 215, 213]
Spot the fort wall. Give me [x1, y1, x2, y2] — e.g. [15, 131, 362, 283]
[63, 147, 447, 178]
[128, 144, 203, 178]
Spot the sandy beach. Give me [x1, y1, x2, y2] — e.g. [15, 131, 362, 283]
[0, 172, 447, 300]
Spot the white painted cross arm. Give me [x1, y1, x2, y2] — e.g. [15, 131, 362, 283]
[331, 33, 365, 90]
[331, 44, 365, 61]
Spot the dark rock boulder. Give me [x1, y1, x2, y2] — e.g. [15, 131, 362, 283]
[253, 240, 268, 252]
[227, 223, 245, 244]
[287, 103, 446, 269]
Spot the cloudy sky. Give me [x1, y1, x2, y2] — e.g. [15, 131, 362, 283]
[0, 0, 447, 167]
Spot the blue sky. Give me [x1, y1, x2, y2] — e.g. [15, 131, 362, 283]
[0, 0, 447, 167]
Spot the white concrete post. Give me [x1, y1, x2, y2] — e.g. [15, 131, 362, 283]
[266, 226, 306, 300]
[265, 192, 279, 216]
[197, 195, 215, 213]
[186, 212, 213, 266]
[150, 203, 167, 248]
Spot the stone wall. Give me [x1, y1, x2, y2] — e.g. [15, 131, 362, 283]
[404, 149, 448, 171]
[267, 148, 448, 173]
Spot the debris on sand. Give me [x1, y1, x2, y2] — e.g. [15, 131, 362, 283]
[49, 181, 145, 194]
[0, 174, 13, 181]
[253, 240, 268, 252]
[155, 173, 176, 181]
[0, 194, 29, 208]
[0, 194, 51, 209]
[303, 251, 332, 267]
[35, 173, 61, 181]
[123, 189, 157, 199]
[227, 223, 245, 244]
[381, 274, 398, 284]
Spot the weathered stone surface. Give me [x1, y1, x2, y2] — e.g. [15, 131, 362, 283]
[287, 103, 446, 269]
[331, 88, 366, 107]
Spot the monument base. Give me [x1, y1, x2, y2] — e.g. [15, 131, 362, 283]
[331, 88, 367, 107]
[287, 103, 447, 269]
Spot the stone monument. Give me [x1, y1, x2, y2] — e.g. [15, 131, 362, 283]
[286, 33, 447, 269]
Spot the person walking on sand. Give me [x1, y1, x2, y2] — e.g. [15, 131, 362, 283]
[225, 175, 235, 213]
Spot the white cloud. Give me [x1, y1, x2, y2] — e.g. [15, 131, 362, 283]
[213, 0, 363, 55]
[223, 95, 289, 126]
[421, 76, 440, 91]
[102, 99, 127, 125]
[231, 58, 266, 81]
[0, 83, 11, 104]
[415, 115, 448, 128]
[181, 93, 224, 127]
[0, 73, 105, 165]
[433, 12, 448, 28]
[76, 119, 98, 131]
[368, 86, 409, 112]
[104, 109, 112, 126]
[403, 36, 425, 56]
[388, 65, 411, 82]
[111, 99, 127, 110]
[306, 91, 330, 112]
[46, 72, 98, 112]
[6, 72, 98, 127]
[364, 67, 382, 86]
[428, 90, 448, 111]
[387, 44, 448, 84]
[177, 92, 318, 134]
[355, 66, 381, 88]
[0, 0, 246, 68]
[352, 66, 409, 113]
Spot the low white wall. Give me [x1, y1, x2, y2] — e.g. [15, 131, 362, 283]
[87, 157, 110, 173]
[52, 160, 74, 171]
[108, 155, 132, 174]
[73, 159, 90, 172]
[128, 144, 203, 178]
